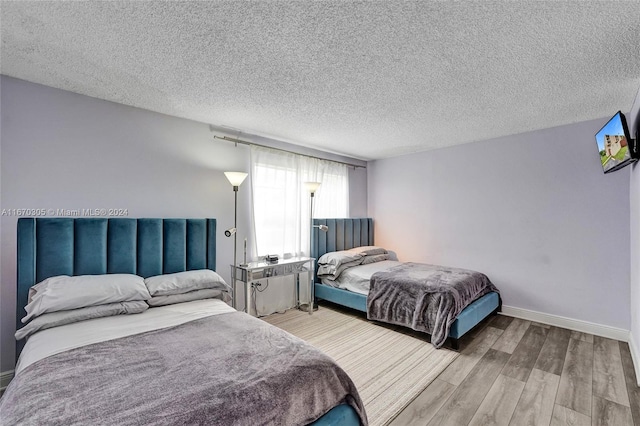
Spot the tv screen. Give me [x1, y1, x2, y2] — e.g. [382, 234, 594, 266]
[595, 111, 636, 174]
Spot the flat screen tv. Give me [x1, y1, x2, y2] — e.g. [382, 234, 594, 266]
[595, 111, 638, 174]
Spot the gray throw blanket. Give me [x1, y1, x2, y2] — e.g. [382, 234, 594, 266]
[367, 262, 498, 348]
[0, 312, 367, 426]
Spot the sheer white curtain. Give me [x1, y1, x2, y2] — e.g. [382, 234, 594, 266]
[250, 145, 349, 259]
[249, 145, 349, 316]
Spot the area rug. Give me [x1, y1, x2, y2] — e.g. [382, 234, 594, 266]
[263, 305, 459, 426]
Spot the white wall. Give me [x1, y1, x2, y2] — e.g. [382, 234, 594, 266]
[631, 153, 640, 385]
[369, 119, 631, 331]
[628, 87, 640, 384]
[0, 76, 367, 372]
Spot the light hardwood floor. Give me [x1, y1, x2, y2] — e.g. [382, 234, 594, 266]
[1, 309, 638, 426]
[388, 314, 640, 426]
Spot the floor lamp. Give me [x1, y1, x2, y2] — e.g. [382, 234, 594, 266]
[300, 182, 328, 311]
[224, 171, 248, 311]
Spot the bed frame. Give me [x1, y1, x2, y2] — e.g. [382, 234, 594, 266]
[16, 218, 217, 339]
[311, 218, 501, 350]
[16, 217, 357, 426]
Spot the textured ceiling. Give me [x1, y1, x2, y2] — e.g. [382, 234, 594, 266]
[1, 1, 639, 160]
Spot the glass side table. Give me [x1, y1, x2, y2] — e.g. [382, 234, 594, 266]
[231, 257, 315, 316]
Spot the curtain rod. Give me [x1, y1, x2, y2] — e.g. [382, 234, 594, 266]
[214, 135, 367, 169]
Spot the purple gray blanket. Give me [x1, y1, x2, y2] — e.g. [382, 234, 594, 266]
[367, 262, 499, 348]
[0, 312, 367, 426]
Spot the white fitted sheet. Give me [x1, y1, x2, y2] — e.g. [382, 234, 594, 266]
[322, 260, 401, 295]
[16, 298, 235, 374]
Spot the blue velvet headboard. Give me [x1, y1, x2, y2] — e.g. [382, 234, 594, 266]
[16, 218, 217, 347]
[311, 218, 373, 268]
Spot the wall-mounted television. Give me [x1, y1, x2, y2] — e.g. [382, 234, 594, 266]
[595, 111, 638, 174]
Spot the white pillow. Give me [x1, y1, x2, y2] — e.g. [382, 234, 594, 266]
[16, 301, 148, 340]
[23, 274, 150, 323]
[361, 253, 391, 265]
[317, 251, 363, 276]
[147, 288, 230, 307]
[347, 246, 388, 256]
[144, 269, 230, 297]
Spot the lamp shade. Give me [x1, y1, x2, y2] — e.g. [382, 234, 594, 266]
[303, 181, 321, 194]
[224, 172, 248, 187]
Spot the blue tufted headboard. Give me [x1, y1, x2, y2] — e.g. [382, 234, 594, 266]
[311, 218, 373, 281]
[16, 217, 217, 353]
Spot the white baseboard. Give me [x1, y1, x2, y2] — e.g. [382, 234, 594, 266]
[500, 305, 629, 342]
[1, 370, 14, 391]
[628, 332, 640, 387]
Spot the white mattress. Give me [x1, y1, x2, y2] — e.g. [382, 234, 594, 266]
[16, 298, 235, 374]
[322, 260, 401, 295]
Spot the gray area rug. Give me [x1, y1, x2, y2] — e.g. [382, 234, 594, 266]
[263, 305, 459, 426]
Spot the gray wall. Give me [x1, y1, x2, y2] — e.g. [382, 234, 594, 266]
[368, 119, 631, 330]
[0, 76, 367, 372]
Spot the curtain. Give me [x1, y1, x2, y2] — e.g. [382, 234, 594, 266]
[250, 145, 349, 258]
[249, 145, 349, 316]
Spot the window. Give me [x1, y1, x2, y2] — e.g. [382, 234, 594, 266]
[250, 146, 349, 258]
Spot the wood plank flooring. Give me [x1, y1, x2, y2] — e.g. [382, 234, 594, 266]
[1, 308, 638, 425]
[389, 314, 639, 426]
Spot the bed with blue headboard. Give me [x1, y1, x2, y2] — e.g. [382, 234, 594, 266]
[3, 217, 365, 426]
[311, 218, 501, 350]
